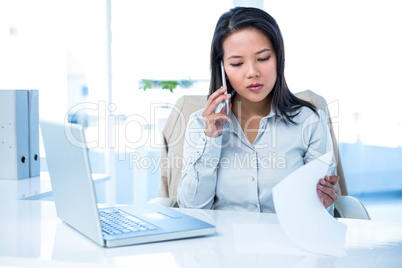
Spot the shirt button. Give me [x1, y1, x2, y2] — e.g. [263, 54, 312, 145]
[254, 204, 259, 209]
[252, 150, 255, 155]
[251, 177, 255, 182]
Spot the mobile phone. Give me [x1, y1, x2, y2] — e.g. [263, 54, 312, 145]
[214, 61, 230, 115]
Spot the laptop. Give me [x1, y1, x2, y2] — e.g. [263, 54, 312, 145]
[40, 120, 215, 248]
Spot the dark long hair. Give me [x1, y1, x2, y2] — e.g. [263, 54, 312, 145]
[209, 7, 317, 124]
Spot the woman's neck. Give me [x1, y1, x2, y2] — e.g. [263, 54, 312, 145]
[232, 94, 272, 120]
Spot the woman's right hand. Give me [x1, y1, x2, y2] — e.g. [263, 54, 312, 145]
[202, 87, 232, 138]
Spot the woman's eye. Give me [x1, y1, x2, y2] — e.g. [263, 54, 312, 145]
[230, 62, 243, 67]
[258, 56, 270, 62]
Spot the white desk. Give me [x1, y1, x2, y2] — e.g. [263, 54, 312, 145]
[0, 172, 109, 201]
[0, 200, 401, 268]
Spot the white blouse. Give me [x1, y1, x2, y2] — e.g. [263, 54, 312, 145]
[177, 106, 334, 213]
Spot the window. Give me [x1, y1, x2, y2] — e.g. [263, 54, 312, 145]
[263, 0, 402, 194]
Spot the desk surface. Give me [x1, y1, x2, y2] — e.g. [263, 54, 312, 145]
[0, 200, 402, 268]
[0, 172, 109, 201]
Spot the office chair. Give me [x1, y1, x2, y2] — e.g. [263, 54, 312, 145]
[149, 91, 371, 220]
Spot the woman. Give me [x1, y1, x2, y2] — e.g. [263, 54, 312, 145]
[177, 7, 339, 213]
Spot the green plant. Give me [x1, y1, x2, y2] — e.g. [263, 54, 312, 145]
[139, 79, 193, 93]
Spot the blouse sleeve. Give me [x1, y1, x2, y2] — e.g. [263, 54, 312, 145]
[177, 111, 222, 209]
[301, 108, 336, 215]
[302, 109, 334, 167]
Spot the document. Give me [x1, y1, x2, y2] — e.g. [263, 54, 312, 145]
[272, 152, 347, 256]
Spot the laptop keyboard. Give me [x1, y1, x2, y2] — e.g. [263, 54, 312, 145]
[99, 209, 158, 236]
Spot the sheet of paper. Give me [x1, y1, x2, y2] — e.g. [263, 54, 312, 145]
[272, 152, 347, 256]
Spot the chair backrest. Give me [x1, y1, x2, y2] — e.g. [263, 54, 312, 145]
[158, 95, 208, 203]
[158, 90, 347, 205]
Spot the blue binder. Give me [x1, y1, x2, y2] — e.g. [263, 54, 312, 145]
[0, 90, 30, 179]
[28, 90, 40, 177]
[0, 90, 40, 180]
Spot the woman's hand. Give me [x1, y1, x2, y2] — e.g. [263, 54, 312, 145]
[202, 87, 232, 138]
[317, 175, 339, 208]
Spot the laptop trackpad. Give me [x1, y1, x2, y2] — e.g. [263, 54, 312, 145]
[142, 211, 183, 220]
[158, 210, 183, 219]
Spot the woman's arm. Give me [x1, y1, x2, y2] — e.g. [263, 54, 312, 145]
[177, 112, 223, 209]
[302, 109, 339, 210]
[177, 87, 231, 209]
[302, 109, 333, 164]
[317, 175, 339, 209]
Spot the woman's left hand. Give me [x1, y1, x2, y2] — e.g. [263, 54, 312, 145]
[317, 175, 339, 208]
